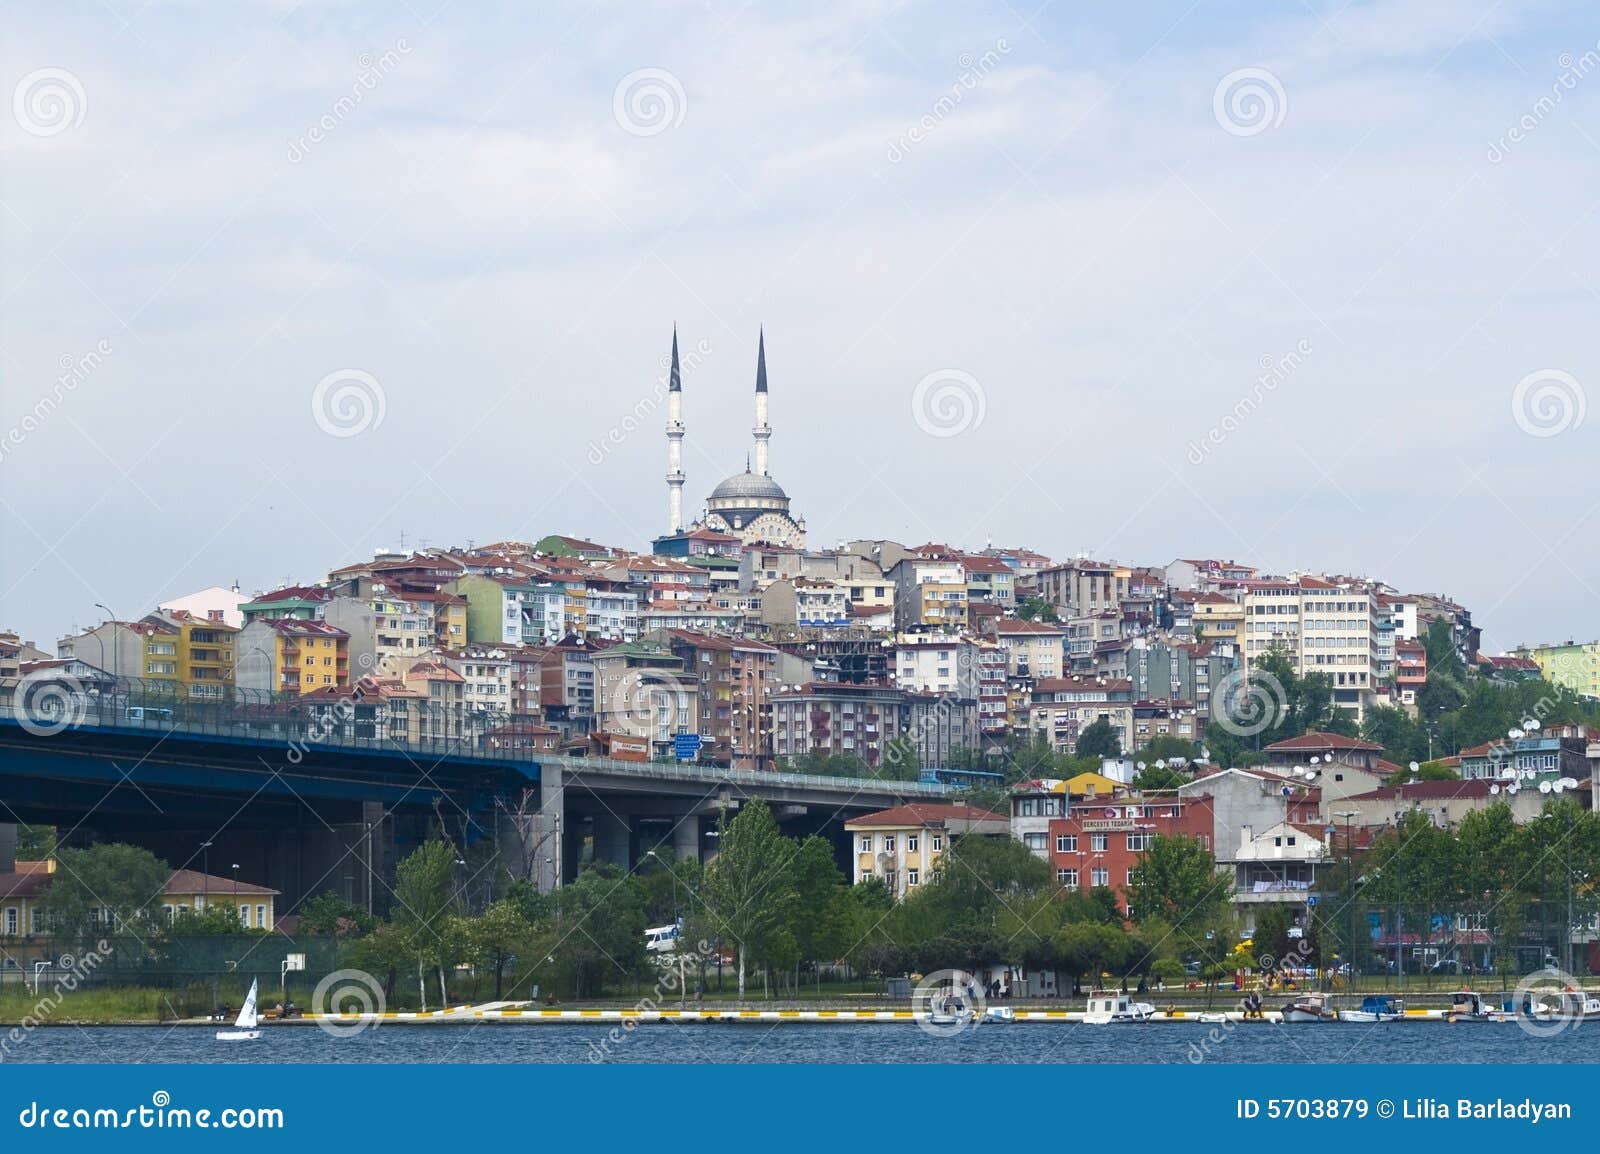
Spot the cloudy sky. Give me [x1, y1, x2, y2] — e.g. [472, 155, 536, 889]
[2, 0, 1597, 653]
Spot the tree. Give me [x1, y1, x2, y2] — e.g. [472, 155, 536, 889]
[41, 843, 171, 947]
[700, 800, 797, 1000]
[789, 836, 844, 976]
[461, 898, 538, 999]
[1125, 834, 1227, 926]
[1250, 903, 1294, 964]
[1132, 764, 1186, 791]
[546, 863, 648, 999]
[294, 890, 378, 936]
[1075, 717, 1121, 760]
[1015, 597, 1059, 623]
[391, 840, 458, 1011]
[1055, 922, 1132, 994]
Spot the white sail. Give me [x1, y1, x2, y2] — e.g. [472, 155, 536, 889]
[235, 979, 259, 1030]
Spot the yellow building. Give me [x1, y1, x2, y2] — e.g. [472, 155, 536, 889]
[844, 803, 1010, 900]
[141, 612, 239, 700]
[235, 619, 350, 696]
[1191, 593, 1246, 647]
[0, 861, 279, 966]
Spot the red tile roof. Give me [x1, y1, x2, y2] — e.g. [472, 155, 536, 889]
[845, 803, 1007, 828]
[1265, 731, 1383, 752]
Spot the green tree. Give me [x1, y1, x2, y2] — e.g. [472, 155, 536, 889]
[700, 800, 797, 999]
[391, 840, 459, 1010]
[461, 898, 538, 999]
[294, 890, 378, 936]
[1015, 597, 1059, 623]
[1055, 921, 1132, 994]
[41, 843, 171, 947]
[546, 862, 649, 999]
[1125, 834, 1227, 926]
[1075, 717, 1121, 760]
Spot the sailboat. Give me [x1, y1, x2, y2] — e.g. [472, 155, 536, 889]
[216, 978, 262, 1041]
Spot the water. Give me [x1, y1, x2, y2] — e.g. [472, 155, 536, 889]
[8, 1021, 1600, 1064]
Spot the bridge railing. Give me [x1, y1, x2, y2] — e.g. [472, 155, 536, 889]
[5, 676, 952, 795]
[540, 754, 949, 796]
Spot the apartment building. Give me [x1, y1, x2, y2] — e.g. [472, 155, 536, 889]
[845, 803, 1009, 900]
[993, 618, 1065, 679]
[889, 556, 967, 631]
[657, 629, 779, 769]
[234, 619, 349, 697]
[1037, 559, 1130, 616]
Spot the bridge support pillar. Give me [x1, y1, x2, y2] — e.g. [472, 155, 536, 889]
[592, 812, 631, 870]
[672, 814, 701, 864]
[535, 768, 564, 894]
[0, 823, 15, 873]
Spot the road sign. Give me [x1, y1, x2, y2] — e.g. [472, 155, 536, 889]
[1306, 895, 1319, 907]
[674, 733, 703, 761]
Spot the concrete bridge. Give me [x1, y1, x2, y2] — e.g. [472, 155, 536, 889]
[0, 683, 943, 910]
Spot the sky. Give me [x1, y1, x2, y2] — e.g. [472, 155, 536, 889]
[2, 0, 1598, 655]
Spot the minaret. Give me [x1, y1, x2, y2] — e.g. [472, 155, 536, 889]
[666, 328, 686, 533]
[752, 328, 771, 477]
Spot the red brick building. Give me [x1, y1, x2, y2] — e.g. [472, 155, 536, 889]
[1047, 792, 1217, 913]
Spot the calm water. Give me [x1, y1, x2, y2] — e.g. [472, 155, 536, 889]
[8, 1022, 1600, 1064]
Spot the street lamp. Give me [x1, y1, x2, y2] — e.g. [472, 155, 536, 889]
[1334, 810, 1359, 988]
[201, 841, 213, 906]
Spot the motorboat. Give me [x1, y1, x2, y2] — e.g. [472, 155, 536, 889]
[1195, 1011, 1229, 1024]
[1083, 991, 1155, 1024]
[1340, 995, 1404, 1023]
[1445, 990, 1506, 1022]
[982, 1006, 1017, 1024]
[1281, 992, 1337, 1023]
[216, 978, 262, 1041]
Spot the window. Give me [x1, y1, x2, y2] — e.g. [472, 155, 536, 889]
[859, 835, 873, 852]
[1090, 867, 1109, 887]
[238, 904, 250, 927]
[931, 836, 943, 852]
[907, 870, 919, 887]
[1023, 832, 1047, 850]
[1091, 833, 1108, 852]
[1056, 835, 1077, 853]
[907, 835, 919, 853]
[1058, 868, 1079, 888]
[3, 907, 15, 935]
[884, 835, 896, 853]
[256, 904, 267, 928]
[1126, 833, 1152, 852]
[1126, 869, 1137, 885]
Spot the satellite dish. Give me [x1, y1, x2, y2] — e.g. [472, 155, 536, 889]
[1539, 780, 1552, 795]
[1499, 768, 1516, 780]
[1155, 759, 1167, 769]
[1136, 762, 1147, 771]
[1281, 785, 1292, 797]
[1524, 718, 1541, 731]
[1508, 785, 1520, 795]
[1409, 761, 1420, 772]
[1509, 729, 1525, 741]
[1552, 780, 1565, 793]
[1490, 784, 1500, 795]
[1560, 777, 1580, 789]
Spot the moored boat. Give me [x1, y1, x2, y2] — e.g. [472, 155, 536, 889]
[1083, 991, 1155, 1024]
[1340, 995, 1404, 1023]
[1280, 992, 1337, 1023]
